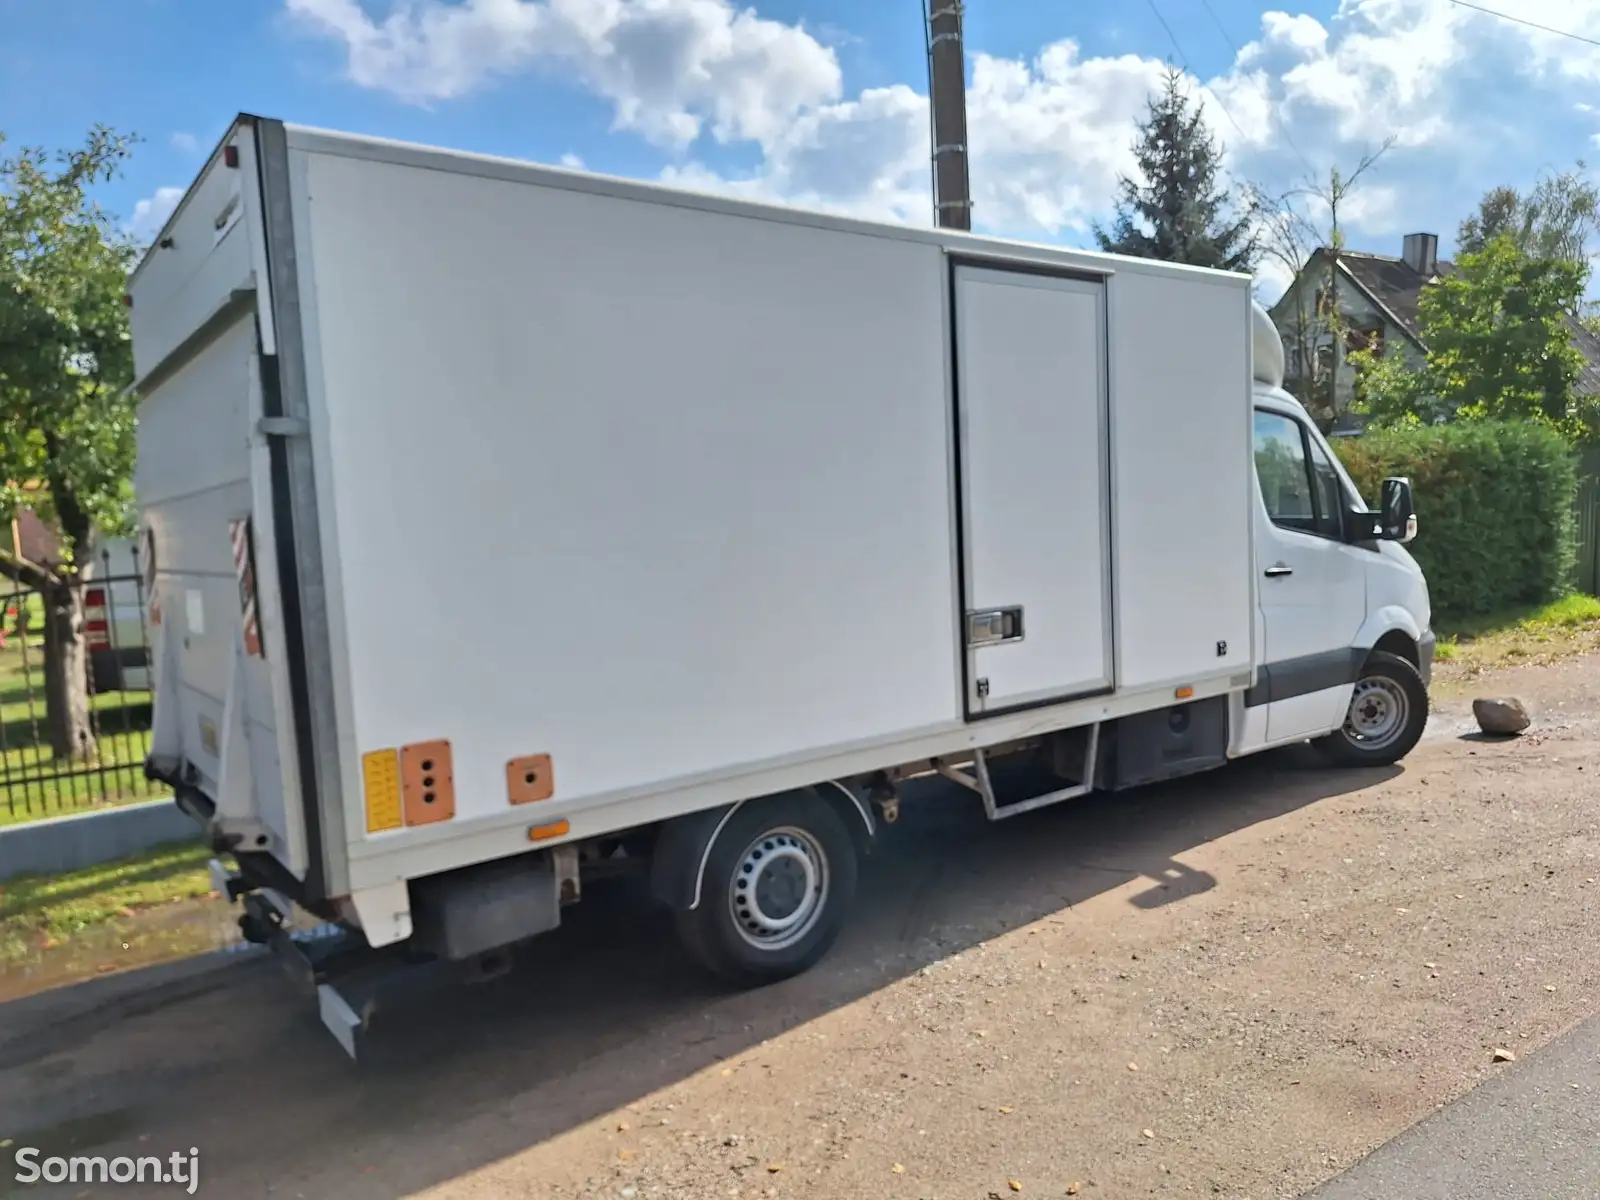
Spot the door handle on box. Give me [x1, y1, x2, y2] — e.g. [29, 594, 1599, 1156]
[966, 606, 1025, 646]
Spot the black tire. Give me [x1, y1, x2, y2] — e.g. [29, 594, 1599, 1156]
[674, 790, 858, 987]
[1314, 650, 1428, 767]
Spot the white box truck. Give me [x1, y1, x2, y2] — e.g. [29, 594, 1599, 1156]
[130, 116, 1434, 1057]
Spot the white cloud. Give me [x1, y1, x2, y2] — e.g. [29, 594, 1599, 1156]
[127, 186, 183, 240]
[558, 151, 585, 169]
[285, 0, 842, 149]
[169, 131, 200, 154]
[286, 0, 1600, 259]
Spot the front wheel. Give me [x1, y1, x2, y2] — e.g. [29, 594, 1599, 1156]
[1315, 650, 1429, 767]
[674, 790, 858, 986]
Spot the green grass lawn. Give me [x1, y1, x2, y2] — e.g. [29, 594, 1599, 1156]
[1431, 593, 1600, 688]
[0, 840, 216, 972]
[0, 631, 159, 824]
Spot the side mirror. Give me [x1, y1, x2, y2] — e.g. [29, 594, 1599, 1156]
[1379, 476, 1416, 543]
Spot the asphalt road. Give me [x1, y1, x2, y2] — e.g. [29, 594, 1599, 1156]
[1311, 1013, 1600, 1200]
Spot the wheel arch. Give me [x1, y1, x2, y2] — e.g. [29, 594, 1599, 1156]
[1355, 605, 1423, 670]
[648, 782, 874, 913]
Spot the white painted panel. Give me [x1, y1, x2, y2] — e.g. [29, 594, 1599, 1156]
[134, 314, 254, 507]
[955, 267, 1110, 710]
[134, 310, 306, 870]
[298, 151, 961, 827]
[128, 129, 256, 380]
[1109, 268, 1255, 689]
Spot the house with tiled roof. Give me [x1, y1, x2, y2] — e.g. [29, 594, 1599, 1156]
[1267, 232, 1600, 432]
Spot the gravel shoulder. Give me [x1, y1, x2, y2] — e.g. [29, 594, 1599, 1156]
[2, 652, 1597, 1199]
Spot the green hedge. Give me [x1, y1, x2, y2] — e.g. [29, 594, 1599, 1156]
[1333, 421, 1577, 621]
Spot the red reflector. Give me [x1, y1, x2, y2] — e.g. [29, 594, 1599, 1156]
[224, 144, 240, 169]
[85, 588, 106, 607]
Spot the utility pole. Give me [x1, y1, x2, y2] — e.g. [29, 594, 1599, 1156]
[926, 0, 971, 231]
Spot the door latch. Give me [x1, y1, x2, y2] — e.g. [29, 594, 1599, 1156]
[966, 606, 1024, 647]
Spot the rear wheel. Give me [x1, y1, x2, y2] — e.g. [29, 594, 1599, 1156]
[1315, 650, 1428, 767]
[674, 790, 857, 986]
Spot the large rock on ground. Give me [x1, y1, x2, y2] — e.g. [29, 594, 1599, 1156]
[1473, 697, 1531, 737]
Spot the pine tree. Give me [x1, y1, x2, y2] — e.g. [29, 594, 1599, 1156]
[1094, 67, 1258, 272]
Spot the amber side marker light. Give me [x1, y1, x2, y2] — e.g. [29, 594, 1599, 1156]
[1175, 685, 1195, 700]
[528, 820, 570, 842]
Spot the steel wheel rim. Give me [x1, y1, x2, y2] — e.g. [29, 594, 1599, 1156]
[727, 826, 830, 952]
[1345, 677, 1408, 749]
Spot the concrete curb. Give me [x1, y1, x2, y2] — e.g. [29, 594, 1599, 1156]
[0, 797, 197, 881]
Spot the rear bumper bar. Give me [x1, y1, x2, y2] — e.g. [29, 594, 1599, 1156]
[220, 864, 471, 1061]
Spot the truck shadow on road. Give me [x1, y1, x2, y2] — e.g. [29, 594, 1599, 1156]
[0, 749, 1399, 1197]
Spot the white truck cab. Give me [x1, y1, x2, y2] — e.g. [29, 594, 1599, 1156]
[1233, 304, 1433, 767]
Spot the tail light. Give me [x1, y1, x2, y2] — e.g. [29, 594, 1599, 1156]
[84, 587, 110, 649]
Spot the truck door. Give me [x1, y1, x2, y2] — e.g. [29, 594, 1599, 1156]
[1251, 408, 1367, 742]
[952, 264, 1113, 716]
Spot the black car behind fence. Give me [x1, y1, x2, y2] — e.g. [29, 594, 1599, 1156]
[0, 550, 158, 823]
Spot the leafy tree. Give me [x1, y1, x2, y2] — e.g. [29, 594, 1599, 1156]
[0, 127, 140, 762]
[1252, 141, 1395, 432]
[1458, 166, 1600, 270]
[1352, 235, 1595, 442]
[1094, 67, 1258, 272]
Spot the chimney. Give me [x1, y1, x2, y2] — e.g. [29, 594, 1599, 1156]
[1402, 232, 1438, 277]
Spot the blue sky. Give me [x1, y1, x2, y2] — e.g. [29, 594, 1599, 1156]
[5, 0, 1600, 293]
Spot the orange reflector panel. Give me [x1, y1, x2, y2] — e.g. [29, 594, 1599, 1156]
[527, 820, 570, 842]
[1175, 686, 1195, 700]
[400, 739, 455, 826]
[507, 753, 555, 805]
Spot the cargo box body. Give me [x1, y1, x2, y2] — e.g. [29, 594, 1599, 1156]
[131, 117, 1256, 947]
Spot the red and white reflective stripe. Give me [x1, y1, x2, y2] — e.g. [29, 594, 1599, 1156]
[229, 517, 263, 658]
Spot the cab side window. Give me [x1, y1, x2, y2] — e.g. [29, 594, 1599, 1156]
[1307, 436, 1345, 540]
[1253, 410, 1343, 539]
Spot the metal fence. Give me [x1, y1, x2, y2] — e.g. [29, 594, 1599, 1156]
[1577, 448, 1600, 598]
[0, 552, 158, 822]
[1578, 475, 1600, 597]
